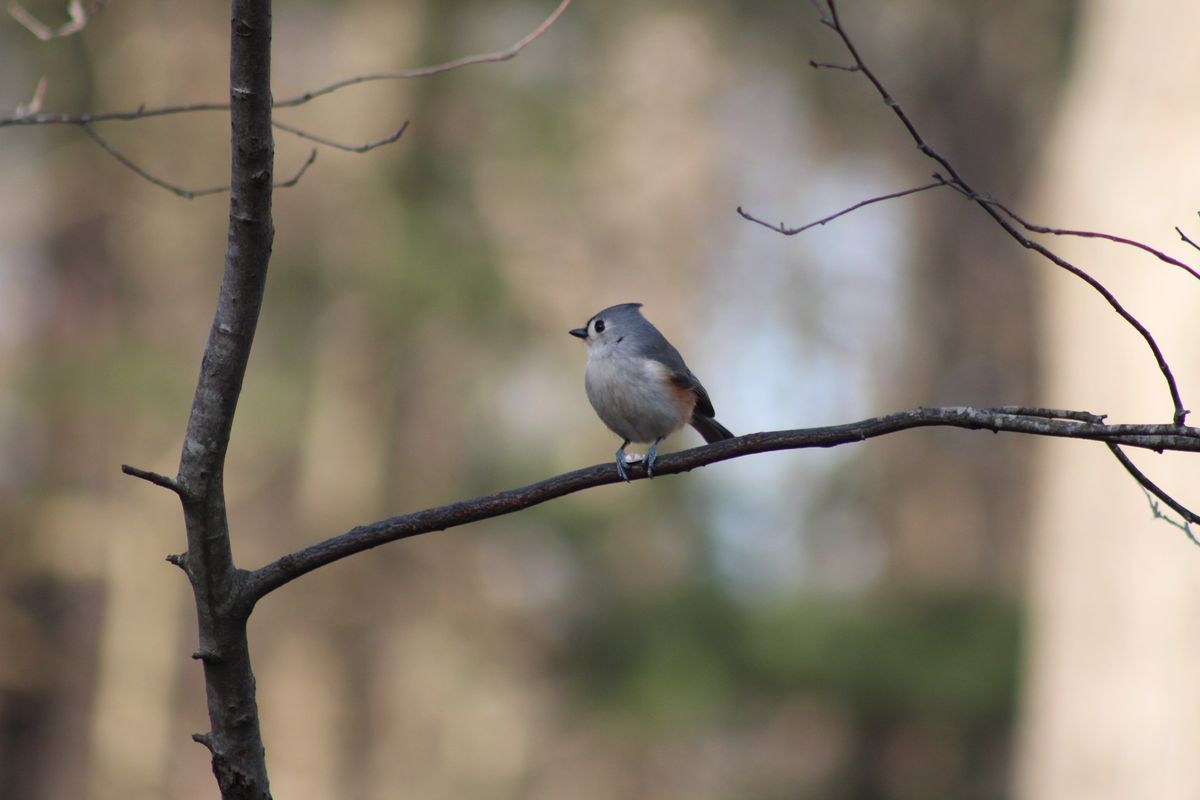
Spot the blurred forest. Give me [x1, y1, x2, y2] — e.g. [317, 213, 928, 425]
[2, 1, 1199, 799]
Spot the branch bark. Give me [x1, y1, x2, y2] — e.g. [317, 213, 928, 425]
[245, 406, 1200, 601]
[170, 0, 275, 796]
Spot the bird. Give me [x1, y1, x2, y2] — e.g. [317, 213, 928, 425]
[569, 302, 734, 480]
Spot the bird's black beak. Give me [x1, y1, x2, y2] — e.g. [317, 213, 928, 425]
[569, 327, 588, 339]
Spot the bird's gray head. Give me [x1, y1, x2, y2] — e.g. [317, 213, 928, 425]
[568, 303, 647, 351]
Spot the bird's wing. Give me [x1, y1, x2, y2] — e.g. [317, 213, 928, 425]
[631, 321, 718, 418]
[667, 368, 716, 419]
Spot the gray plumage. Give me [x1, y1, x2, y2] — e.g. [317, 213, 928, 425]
[569, 303, 733, 479]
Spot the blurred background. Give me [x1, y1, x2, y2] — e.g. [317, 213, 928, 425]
[2, 0, 1200, 798]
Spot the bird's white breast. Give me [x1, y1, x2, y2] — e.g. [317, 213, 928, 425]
[584, 350, 691, 444]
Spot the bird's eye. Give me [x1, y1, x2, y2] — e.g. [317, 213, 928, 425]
[594, 319, 606, 333]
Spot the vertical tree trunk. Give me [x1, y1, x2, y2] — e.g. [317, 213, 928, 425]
[174, 0, 275, 796]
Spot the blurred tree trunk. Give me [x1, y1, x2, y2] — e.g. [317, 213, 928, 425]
[1015, 1, 1200, 797]
[866, 1, 1071, 588]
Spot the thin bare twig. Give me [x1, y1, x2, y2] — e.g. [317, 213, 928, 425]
[940, 175, 1200, 281]
[0, 0, 572, 128]
[808, 60, 859, 72]
[121, 464, 183, 496]
[80, 124, 229, 198]
[1107, 444, 1200, 545]
[274, 0, 571, 109]
[967, 196, 1200, 282]
[8, 0, 103, 40]
[1139, 488, 1198, 543]
[1177, 223, 1200, 253]
[3, 101, 230, 127]
[737, 180, 945, 235]
[14, 76, 47, 117]
[273, 149, 319, 189]
[246, 406, 1200, 598]
[809, 0, 832, 24]
[82, 123, 316, 198]
[273, 119, 408, 154]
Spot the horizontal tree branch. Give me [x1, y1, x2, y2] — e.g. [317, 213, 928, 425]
[245, 405, 1200, 601]
[4, 100, 229, 126]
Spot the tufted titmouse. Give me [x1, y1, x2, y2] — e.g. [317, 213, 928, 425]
[570, 303, 734, 481]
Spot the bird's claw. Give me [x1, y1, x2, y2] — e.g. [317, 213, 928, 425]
[615, 447, 631, 482]
[645, 439, 661, 479]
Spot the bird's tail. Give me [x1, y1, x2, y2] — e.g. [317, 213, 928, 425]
[690, 414, 734, 444]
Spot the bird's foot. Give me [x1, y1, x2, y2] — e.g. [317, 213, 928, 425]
[615, 444, 631, 482]
[645, 438, 662, 479]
